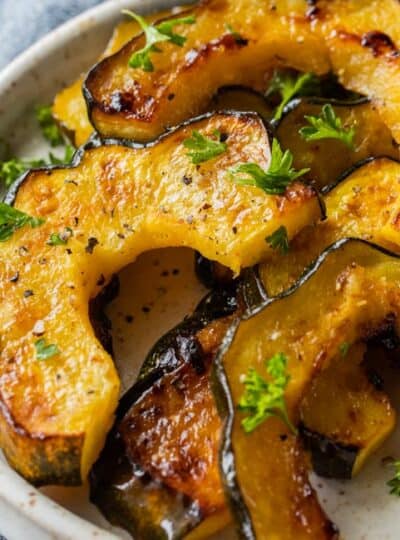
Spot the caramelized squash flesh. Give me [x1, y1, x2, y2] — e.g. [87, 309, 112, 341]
[91, 157, 400, 539]
[218, 239, 400, 540]
[52, 9, 176, 145]
[0, 113, 320, 486]
[84, 1, 330, 141]
[84, 0, 400, 144]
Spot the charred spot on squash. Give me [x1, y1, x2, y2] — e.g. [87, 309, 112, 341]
[361, 31, 399, 58]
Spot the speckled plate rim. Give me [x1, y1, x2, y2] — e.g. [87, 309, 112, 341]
[0, 1, 179, 538]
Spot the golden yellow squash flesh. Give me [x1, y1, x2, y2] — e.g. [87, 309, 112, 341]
[219, 240, 400, 540]
[0, 112, 320, 485]
[84, 0, 330, 141]
[83, 0, 400, 144]
[52, 9, 176, 145]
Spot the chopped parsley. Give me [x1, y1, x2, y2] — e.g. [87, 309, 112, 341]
[339, 342, 350, 357]
[225, 23, 246, 44]
[123, 10, 195, 71]
[388, 460, 400, 496]
[230, 139, 309, 195]
[35, 105, 64, 147]
[299, 104, 355, 149]
[0, 145, 75, 188]
[266, 70, 318, 121]
[183, 130, 227, 164]
[35, 338, 60, 360]
[239, 352, 297, 435]
[47, 227, 73, 246]
[266, 226, 289, 254]
[0, 203, 44, 242]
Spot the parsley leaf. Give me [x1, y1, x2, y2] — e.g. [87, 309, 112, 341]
[0, 203, 44, 242]
[225, 23, 247, 44]
[266, 226, 289, 254]
[123, 10, 195, 71]
[47, 227, 73, 246]
[339, 342, 350, 357]
[35, 105, 64, 147]
[0, 146, 75, 188]
[239, 352, 297, 434]
[0, 158, 45, 187]
[35, 338, 60, 360]
[230, 139, 309, 195]
[388, 460, 400, 496]
[48, 145, 75, 165]
[266, 70, 318, 121]
[299, 104, 356, 149]
[156, 15, 196, 46]
[183, 130, 227, 164]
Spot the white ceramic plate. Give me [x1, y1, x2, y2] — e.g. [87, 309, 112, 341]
[1, 1, 400, 539]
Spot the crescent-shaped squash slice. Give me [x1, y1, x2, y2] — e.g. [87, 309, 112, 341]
[52, 8, 176, 145]
[91, 157, 400, 539]
[90, 287, 396, 540]
[91, 287, 239, 540]
[217, 239, 400, 540]
[84, 0, 400, 144]
[0, 112, 321, 486]
[84, 0, 331, 141]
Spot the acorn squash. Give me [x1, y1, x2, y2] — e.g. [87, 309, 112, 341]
[90, 157, 400, 539]
[275, 97, 399, 189]
[52, 9, 176, 145]
[84, 0, 331, 141]
[90, 286, 239, 539]
[90, 284, 396, 540]
[84, 0, 400, 144]
[300, 342, 395, 479]
[0, 112, 321, 486]
[217, 239, 400, 540]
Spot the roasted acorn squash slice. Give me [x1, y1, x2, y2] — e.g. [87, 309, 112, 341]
[275, 98, 399, 189]
[91, 286, 396, 539]
[300, 342, 395, 479]
[84, 1, 330, 141]
[91, 157, 400, 539]
[84, 0, 400, 144]
[52, 8, 176, 145]
[0, 112, 321, 486]
[217, 239, 400, 540]
[91, 286, 239, 540]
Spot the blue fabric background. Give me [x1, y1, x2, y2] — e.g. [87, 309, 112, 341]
[0, 0, 105, 70]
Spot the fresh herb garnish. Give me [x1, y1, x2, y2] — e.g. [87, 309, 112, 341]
[388, 460, 400, 496]
[0, 158, 45, 187]
[183, 130, 227, 164]
[123, 10, 195, 72]
[35, 105, 64, 147]
[239, 352, 297, 434]
[35, 338, 60, 360]
[266, 70, 318, 121]
[47, 227, 73, 246]
[0, 203, 44, 242]
[299, 104, 355, 149]
[230, 139, 309, 195]
[48, 145, 75, 165]
[225, 23, 246, 44]
[339, 342, 350, 357]
[0, 146, 75, 187]
[266, 226, 289, 254]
